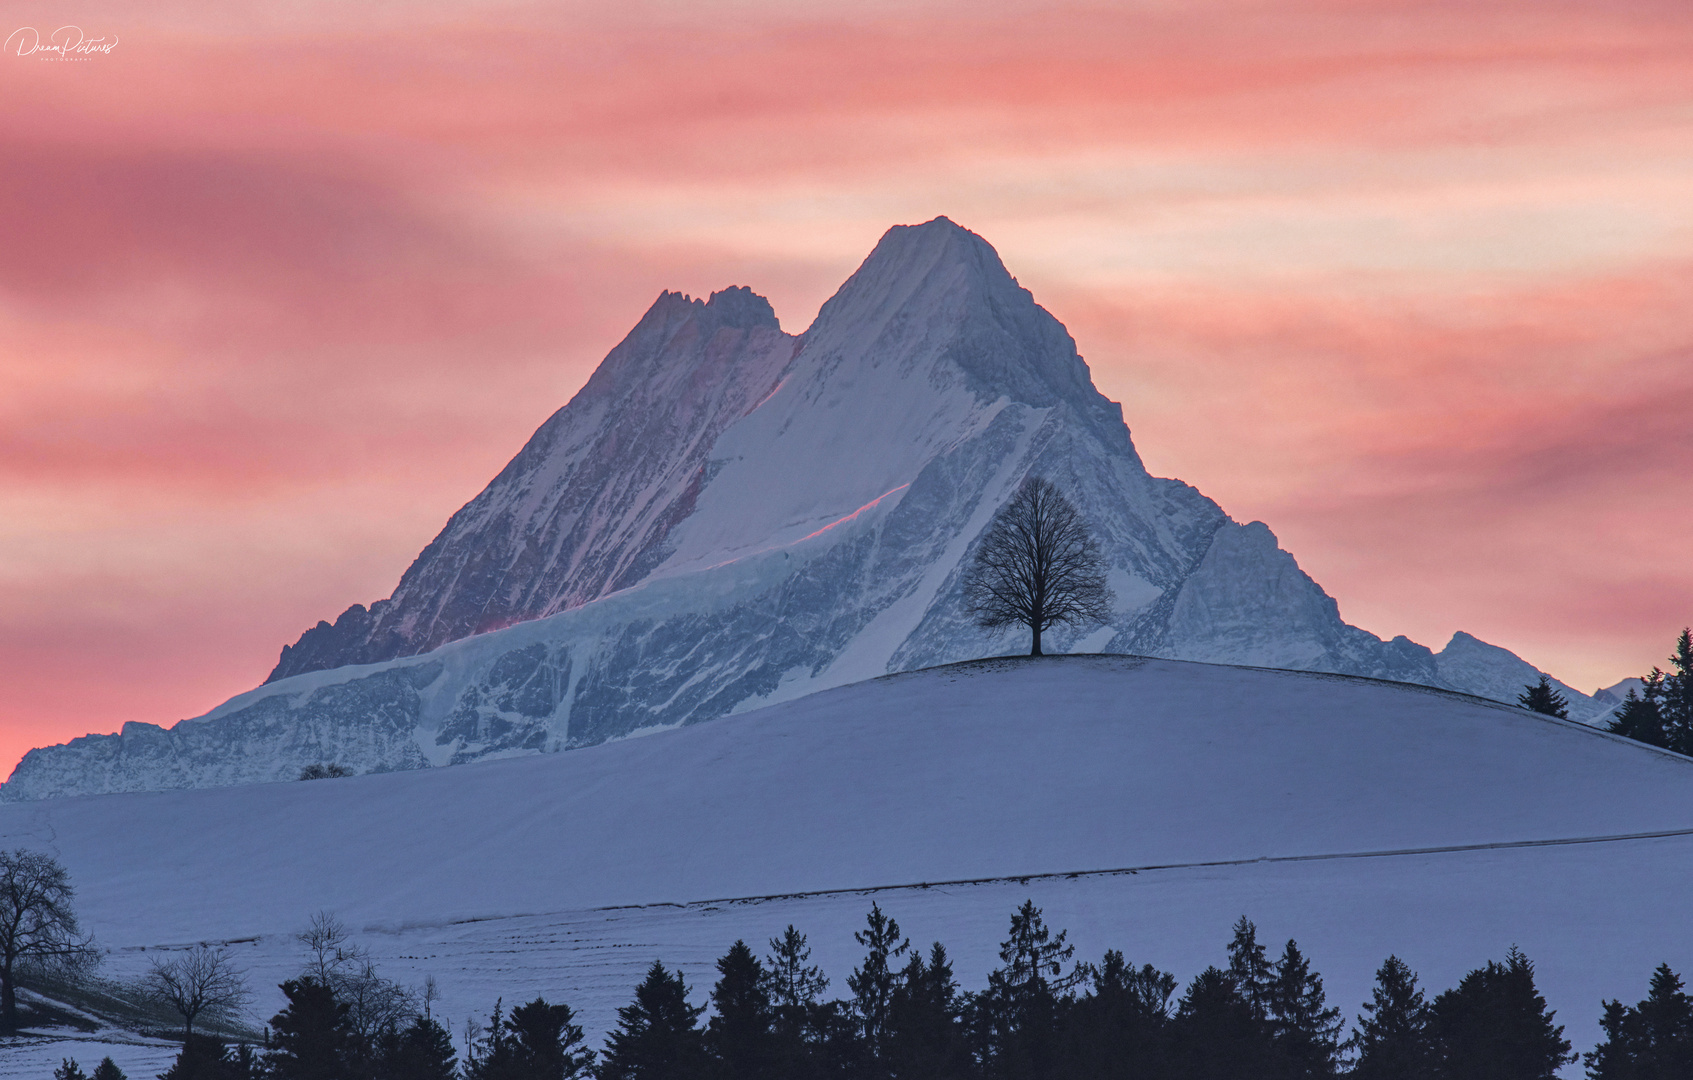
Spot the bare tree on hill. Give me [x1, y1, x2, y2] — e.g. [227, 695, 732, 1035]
[145, 943, 251, 1042]
[963, 476, 1113, 656]
[297, 911, 417, 1040]
[0, 849, 97, 1035]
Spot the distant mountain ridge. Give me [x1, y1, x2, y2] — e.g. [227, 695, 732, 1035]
[1, 218, 1604, 800]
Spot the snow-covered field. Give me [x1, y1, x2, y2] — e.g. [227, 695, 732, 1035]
[3, 656, 1688, 1075]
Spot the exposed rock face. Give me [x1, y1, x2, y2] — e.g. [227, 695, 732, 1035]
[2, 218, 1603, 800]
[270, 286, 797, 680]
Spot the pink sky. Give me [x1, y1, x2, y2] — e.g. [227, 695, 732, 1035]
[2, 0, 1691, 777]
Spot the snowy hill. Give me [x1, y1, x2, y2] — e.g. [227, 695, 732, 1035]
[0, 657, 1687, 1072]
[2, 218, 1601, 799]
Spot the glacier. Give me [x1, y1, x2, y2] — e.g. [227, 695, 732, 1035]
[1, 217, 1604, 800]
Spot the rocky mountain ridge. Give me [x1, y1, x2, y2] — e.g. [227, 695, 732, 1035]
[1, 218, 1603, 800]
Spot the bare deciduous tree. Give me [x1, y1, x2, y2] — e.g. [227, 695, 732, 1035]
[962, 476, 1113, 656]
[145, 943, 251, 1042]
[299, 910, 357, 984]
[296, 911, 417, 1039]
[0, 849, 97, 1035]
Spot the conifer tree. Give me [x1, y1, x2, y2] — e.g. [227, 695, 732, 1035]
[90, 1059, 127, 1080]
[1585, 963, 1693, 1079]
[225, 1043, 261, 1080]
[847, 903, 911, 1061]
[502, 998, 594, 1080]
[1266, 939, 1343, 1078]
[1428, 947, 1573, 1080]
[766, 926, 829, 1014]
[1226, 917, 1275, 1022]
[707, 941, 776, 1080]
[1607, 629, 1693, 752]
[599, 961, 708, 1080]
[885, 943, 971, 1080]
[266, 977, 361, 1080]
[763, 926, 829, 1077]
[54, 1061, 87, 1080]
[1061, 950, 1177, 1080]
[1349, 956, 1433, 1080]
[1610, 680, 1669, 748]
[375, 1015, 457, 1080]
[158, 1035, 230, 1080]
[1174, 966, 1272, 1080]
[465, 999, 516, 1080]
[1661, 629, 1693, 753]
[1517, 676, 1570, 719]
[976, 901, 1085, 1080]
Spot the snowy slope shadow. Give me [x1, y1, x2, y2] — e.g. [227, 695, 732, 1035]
[2, 655, 1687, 952]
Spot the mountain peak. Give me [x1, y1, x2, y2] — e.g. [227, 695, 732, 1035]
[643, 286, 780, 332]
[704, 286, 780, 330]
[797, 217, 1124, 444]
[844, 216, 1010, 298]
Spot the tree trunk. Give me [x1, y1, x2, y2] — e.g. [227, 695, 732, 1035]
[1029, 623, 1043, 656]
[1, 958, 15, 1035]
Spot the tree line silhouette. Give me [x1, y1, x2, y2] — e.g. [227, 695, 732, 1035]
[60, 900, 1691, 1080]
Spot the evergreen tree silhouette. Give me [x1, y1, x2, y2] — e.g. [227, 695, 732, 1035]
[1607, 629, 1693, 752]
[1266, 939, 1343, 1077]
[266, 978, 360, 1080]
[1060, 949, 1177, 1080]
[847, 903, 911, 1064]
[1428, 946, 1573, 1080]
[1517, 675, 1570, 719]
[226, 1044, 261, 1080]
[763, 926, 829, 1078]
[508, 998, 594, 1080]
[599, 961, 708, 1080]
[885, 943, 971, 1080]
[1661, 629, 1693, 753]
[1174, 966, 1273, 1080]
[90, 1059, 127, 1080]
[1226, 917, 1275, 1023]
[706, 941, 776, 1080]
[976, 901, 1084, 1080]
[465, 1000, 516, 1080]
[1348, 956, 1433, 1080]
[766, 926, 829, 1014]
[374, 1014, 458, 1080]
[159, 1035, 230, 1080]
[1610, 679, 1669, 748]
[1585, 963, 1693, 1079]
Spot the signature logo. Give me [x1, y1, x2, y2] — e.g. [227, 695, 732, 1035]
[6, 26, 119, 59]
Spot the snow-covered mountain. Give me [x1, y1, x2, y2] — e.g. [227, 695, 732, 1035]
[1, 218, 1602, 800]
